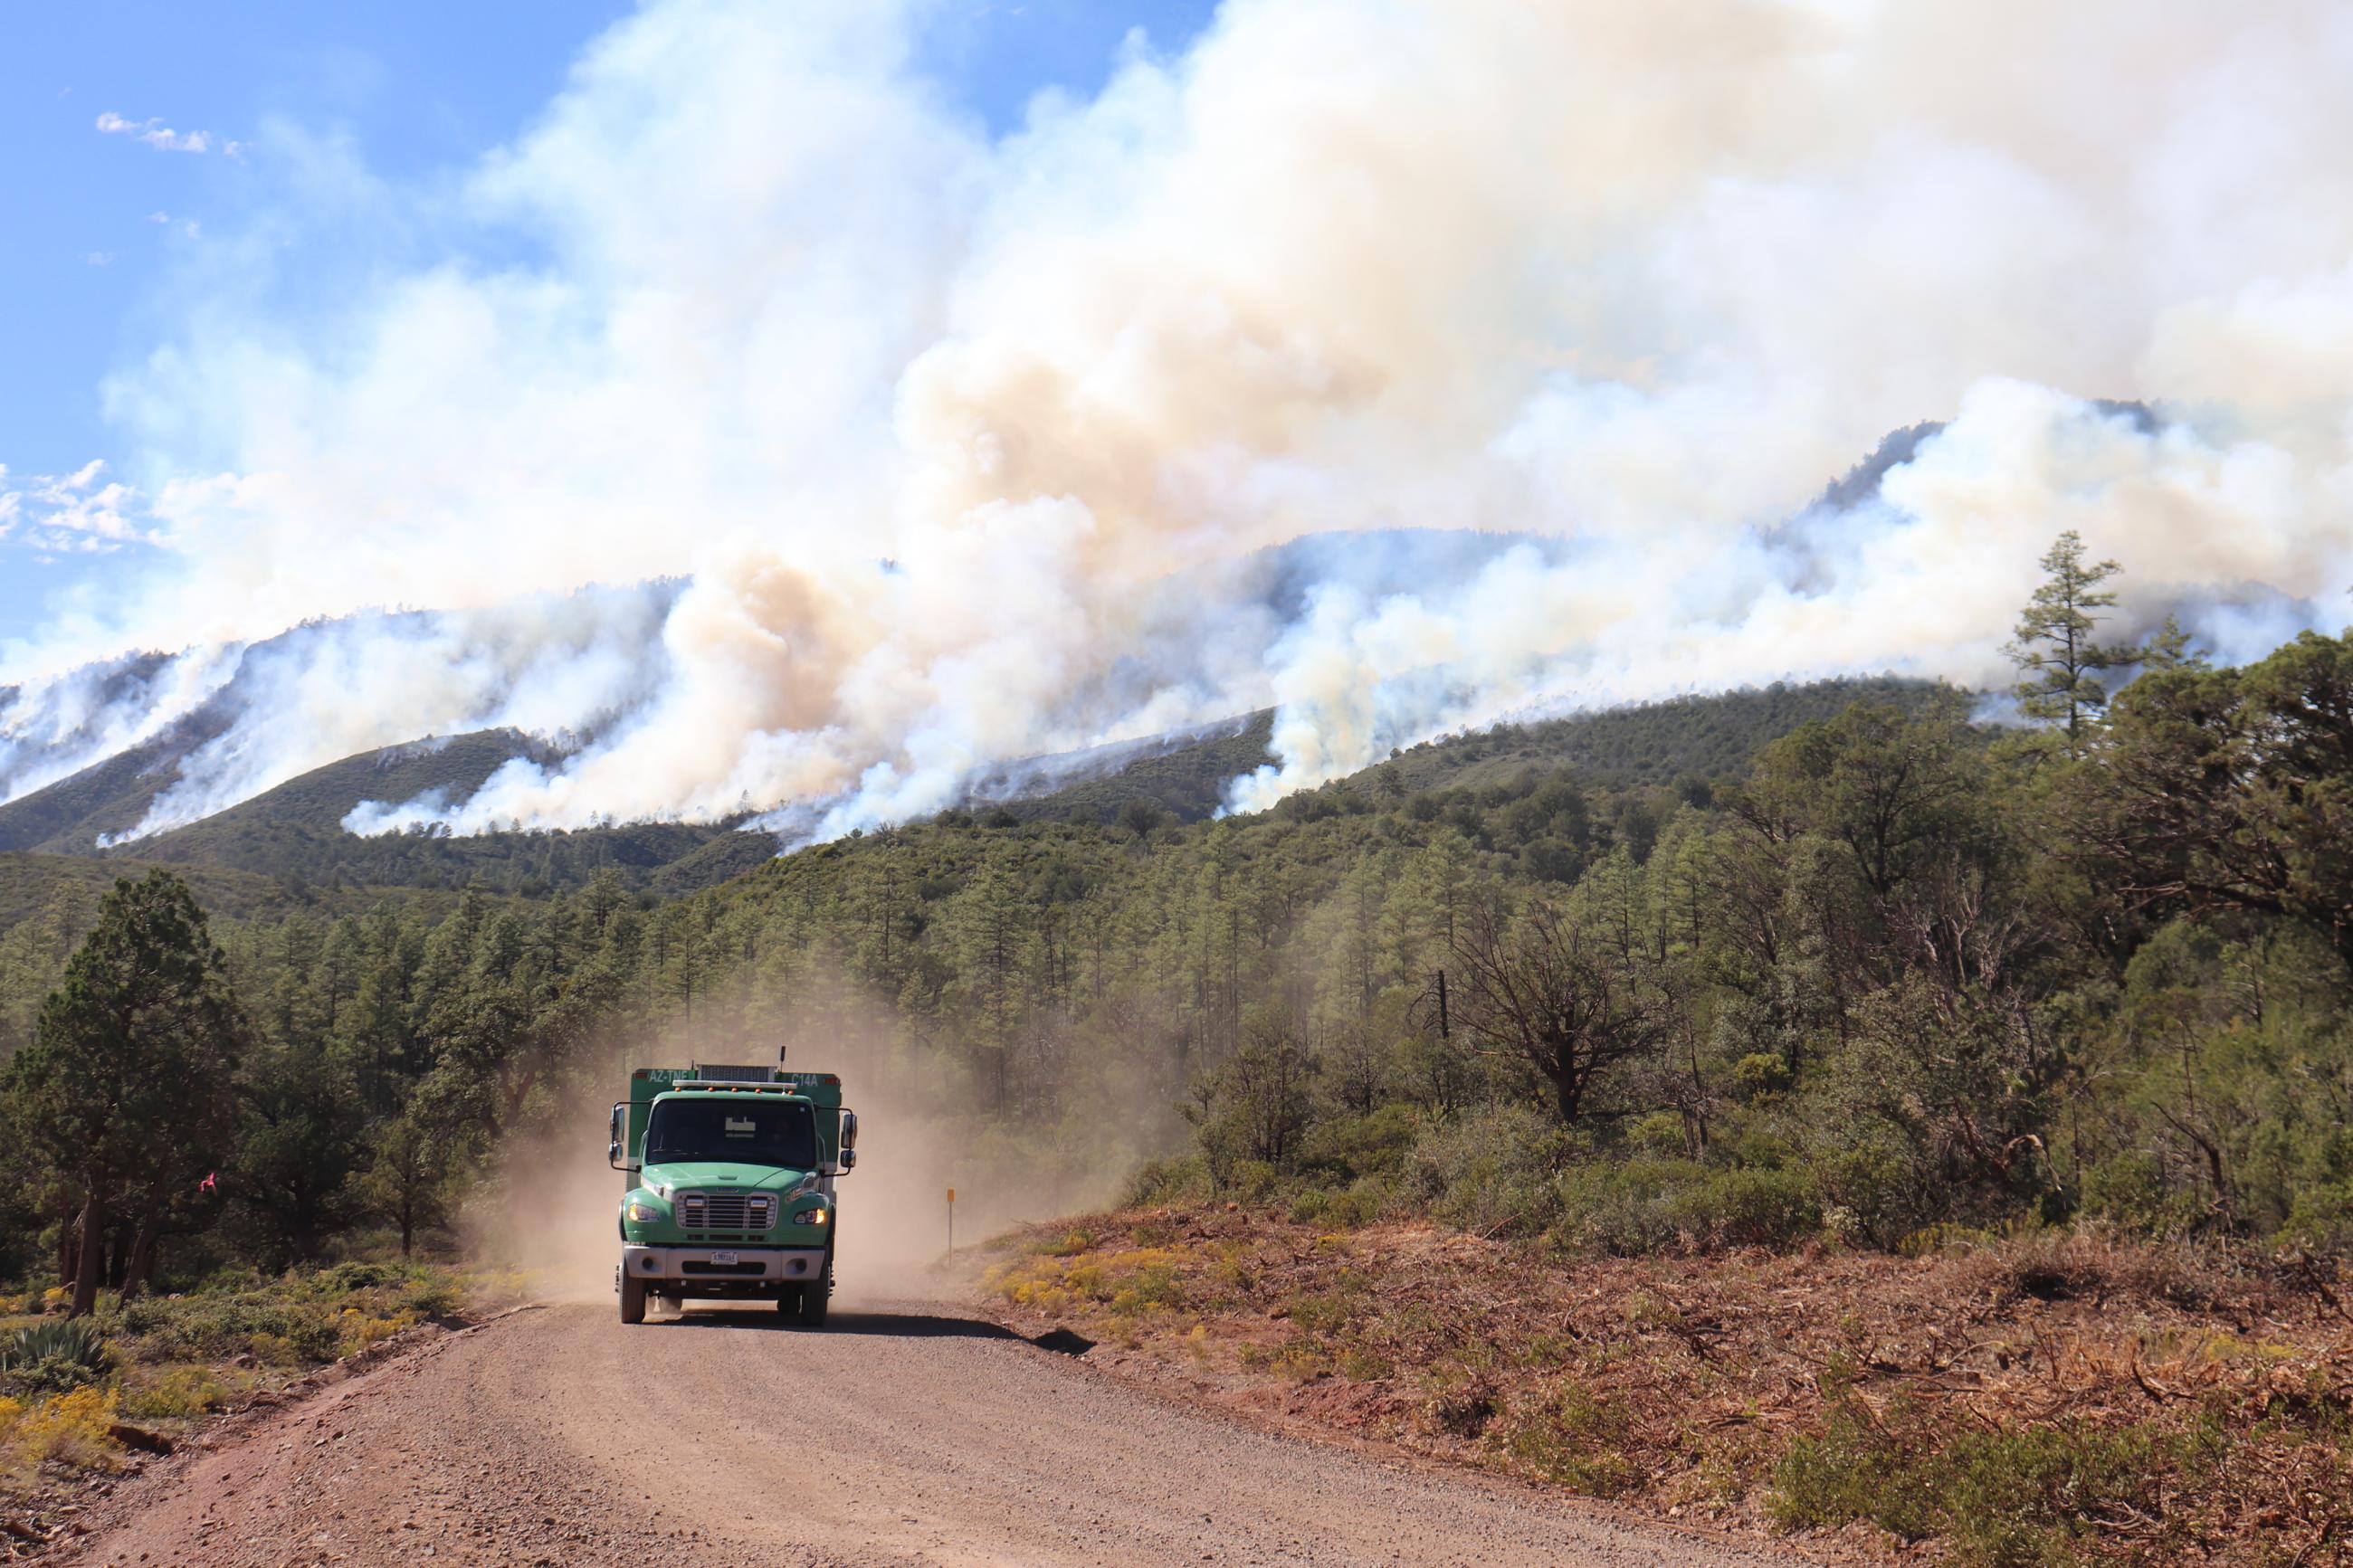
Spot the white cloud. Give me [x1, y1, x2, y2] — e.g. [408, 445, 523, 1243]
[12, 0, 2353, 840]
[82, 252, 113, 267]
[0, 461, 155, 556]
[95, 111, 241, 157]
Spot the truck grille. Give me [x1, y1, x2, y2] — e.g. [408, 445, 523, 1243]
[676, 1192, 775, 1231]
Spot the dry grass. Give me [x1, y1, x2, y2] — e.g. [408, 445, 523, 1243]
[984, 1211, 2353, 1565]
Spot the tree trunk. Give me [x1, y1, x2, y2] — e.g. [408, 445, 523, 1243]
[56, 1200, 78, 1291]
[68, 1189, 107, 1318]
[1552, 1050, 1583, 1122]
[121, 1176, 169, 1301]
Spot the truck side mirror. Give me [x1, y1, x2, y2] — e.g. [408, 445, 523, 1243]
[841, 1148, 858, 1172]
[840, 1110, 859, 1152]
[608, 1102, 637, 1172]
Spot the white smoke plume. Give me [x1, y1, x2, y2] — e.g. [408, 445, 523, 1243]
[5, 0, 2353, 841]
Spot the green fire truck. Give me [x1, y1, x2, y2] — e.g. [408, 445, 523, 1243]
[609, 1060, 859, 1326]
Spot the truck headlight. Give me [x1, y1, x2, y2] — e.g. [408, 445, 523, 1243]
[625, 1201, 665, 1223]
[796, 1207, 828, 1226]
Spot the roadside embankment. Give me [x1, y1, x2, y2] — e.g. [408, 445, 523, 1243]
[979, 1210, 2353, 1565]
[0, 1263, 529, 1554]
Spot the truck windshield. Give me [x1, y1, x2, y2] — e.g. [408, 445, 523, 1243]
[644, 1099, 817, 1169]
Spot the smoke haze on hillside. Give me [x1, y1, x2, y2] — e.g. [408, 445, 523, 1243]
[5, 0, 2353, 844]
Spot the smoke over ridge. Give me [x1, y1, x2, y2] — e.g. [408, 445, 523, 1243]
[5, 0, 2353, 844]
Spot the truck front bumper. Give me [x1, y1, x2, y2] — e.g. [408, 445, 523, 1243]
[620, 1244, 827, 1286]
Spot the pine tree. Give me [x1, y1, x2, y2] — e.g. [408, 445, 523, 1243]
[355, 1115, 457, 1259]
[2, 871, 244, 1315]
[2135, 613, 2210, 673]
[2006, 530, 2127, 736]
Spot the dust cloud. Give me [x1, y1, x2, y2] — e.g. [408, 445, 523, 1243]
[462, 985, 1149, 1310]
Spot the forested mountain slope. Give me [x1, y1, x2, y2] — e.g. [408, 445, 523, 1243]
[0, 699, 236, 853]
[0, 677, 1944, 907]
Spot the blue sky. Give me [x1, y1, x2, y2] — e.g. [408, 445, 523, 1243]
[0, 0, 1218, 640]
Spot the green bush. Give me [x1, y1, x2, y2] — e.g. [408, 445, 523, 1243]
[119, 1290, 341, 1364]
[1403, 1106, 1579, 1237]
[2272, 1178, 2353, 1253]
[2080, 1151, 2205, 1240]
[1553, 1157, 1696, 1255]
[1680, 1165, 1821, 1248]
[1548, 1158, 1821, 1255]
[1289, 1183, 1385, 1229]
[1224, 1160, 1281, 1202]
[1498, 1384, 1636, 1497]
[389, 1271, 463, 1319]
[1626, 1111, 1688, 1155]
[308, 1260, 400, 1296]
[0, 1320, 111, 1394]
[1774, 1399, 2170, 1568]
[1125, 1155, 1214, 1207]
[119, 1364, 233, 1421]
[1806, 1143, 1928, 1251]
[1299, 1106, 1420, 1182]
[1732, 1052, 1793, 1100]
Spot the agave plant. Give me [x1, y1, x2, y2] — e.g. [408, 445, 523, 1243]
[1, 1318, 112, 1393]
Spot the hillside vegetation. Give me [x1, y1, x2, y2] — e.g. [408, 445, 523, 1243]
[0, 534, 2347, 1560]
[986, 1212, 2349, 1566]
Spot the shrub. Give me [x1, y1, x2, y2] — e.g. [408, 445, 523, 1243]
[2274, 1178, 2353, 1254]
[1774, 1399, 2170, 1567]
[1550, 1158, 1822, 1255]
[1732, 1052, 1793, 1100]
[1289, 1184, 1384, 1229]
[309, 1260, 399, 1295]
[392, 1271, 464, 1319]
[1404, 1106, 1579, 1237]
[120, 1290, 340, 1364]
[0, 1319, 110, 1394]
[1679, 1165, 1821, 1249]
[1626, 1111, 1688, 1155]
[1806, 1142, 1929, 1250]
[1553, 1157, 1695, 1255]
[1126, 1155, 1213, 1207]
[1299, 1106, 1420, 1182]
[119, 1364, 233, 1421]
[1497, 1384, 1635, 1497]
[2080, 1151, 2205, 1240]
[1773, 1399, 1929, 1538]
[0, 1387, 123, 1477]
[335, 1309, 416, 1357]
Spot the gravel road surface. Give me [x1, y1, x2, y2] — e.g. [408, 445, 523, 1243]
[69, 1300, 1801, 1567]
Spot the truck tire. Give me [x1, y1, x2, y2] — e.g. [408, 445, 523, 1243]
[619, 1269, 647, 1326]
[795, 1249, 833, 1328]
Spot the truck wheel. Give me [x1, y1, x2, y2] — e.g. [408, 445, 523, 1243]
[795, 1251, 833, 1328]
[776, 1286, 803, 1317]
[619, 1269, 647, 1326]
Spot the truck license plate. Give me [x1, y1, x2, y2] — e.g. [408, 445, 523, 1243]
[710, 1250, 738, 1265]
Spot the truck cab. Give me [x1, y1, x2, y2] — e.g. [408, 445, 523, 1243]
[610, 1062, 858, 1326]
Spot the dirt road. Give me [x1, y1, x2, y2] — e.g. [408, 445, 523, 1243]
[70, 1300, 1800, 1567]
